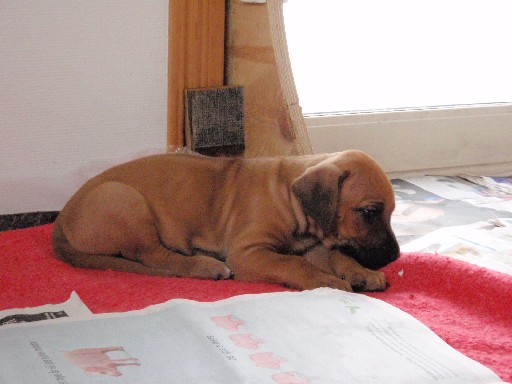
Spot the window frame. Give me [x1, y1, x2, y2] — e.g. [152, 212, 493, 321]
[306, 103, 512, 176]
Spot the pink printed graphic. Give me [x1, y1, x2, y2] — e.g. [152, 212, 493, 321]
[272, 371, 310, 384]
[229, 334, 263, 350]
[250, 352, 286, 369]
[211, 314, 245, 331]
[62, 347, 140, 377]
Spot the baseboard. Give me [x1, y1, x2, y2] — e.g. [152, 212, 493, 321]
[0, 211, 59, 232]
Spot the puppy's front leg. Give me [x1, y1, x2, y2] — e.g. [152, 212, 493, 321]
[227, 247, 352, 291]
[305, 246, 387, 292]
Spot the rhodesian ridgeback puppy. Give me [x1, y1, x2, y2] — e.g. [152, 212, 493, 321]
[52, 150, 399, 292]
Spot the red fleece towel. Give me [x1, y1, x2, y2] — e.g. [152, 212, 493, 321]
[1, 224, 511, 382]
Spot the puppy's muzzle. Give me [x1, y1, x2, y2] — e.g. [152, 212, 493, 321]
[338, 232, 400, 270]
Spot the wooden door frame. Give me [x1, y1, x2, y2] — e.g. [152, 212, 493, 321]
[167, 0, 225, 147]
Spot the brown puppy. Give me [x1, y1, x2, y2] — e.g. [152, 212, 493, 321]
[52, 150, 399, 292]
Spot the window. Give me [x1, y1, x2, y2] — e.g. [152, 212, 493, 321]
[284, 0, 512, 174]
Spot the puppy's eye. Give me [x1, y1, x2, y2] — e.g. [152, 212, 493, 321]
[356, 205, 383, 223]
[361, 208, 378, 221]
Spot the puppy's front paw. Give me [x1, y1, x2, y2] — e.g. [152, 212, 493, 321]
[346, 269, 387, 292]
[303, 274, 353, 292]
[189, 257, 232, 280]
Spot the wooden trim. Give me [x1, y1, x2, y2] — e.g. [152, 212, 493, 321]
[168, 0, 225, 147]
[225, 0, 312, 157]
[267, 0, 312, 155]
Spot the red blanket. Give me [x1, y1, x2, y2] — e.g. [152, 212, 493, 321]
[1, 224, 511, 382]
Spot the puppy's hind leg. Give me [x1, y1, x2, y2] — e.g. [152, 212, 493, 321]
[52, 222, 177, 276]
[54, 182, 231, 280]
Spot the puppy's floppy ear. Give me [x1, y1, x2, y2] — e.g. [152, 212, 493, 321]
[292, 164, 349, 235]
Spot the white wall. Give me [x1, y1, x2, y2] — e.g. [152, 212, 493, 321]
[0, 1, 168, 214]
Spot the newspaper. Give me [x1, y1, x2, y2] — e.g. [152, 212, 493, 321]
[0, 289, 505, 384]
[392, 176, 512, 275]
[460, 175, 512, 196]
[0, 292, 92, 328]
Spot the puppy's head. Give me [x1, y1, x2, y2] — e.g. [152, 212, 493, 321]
[292, 150, 399, 269]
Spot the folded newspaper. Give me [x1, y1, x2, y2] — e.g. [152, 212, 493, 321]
[0, 292, 92, 328]
[0, 289, 505, 384]
[459, 175, 512, 196]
